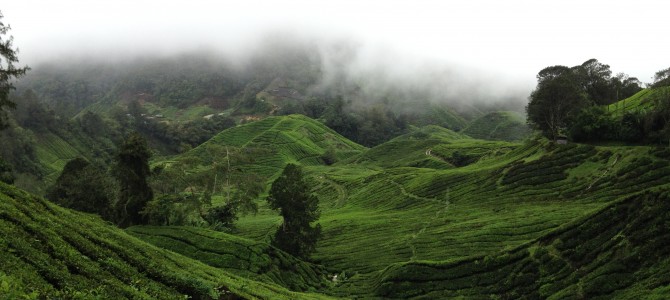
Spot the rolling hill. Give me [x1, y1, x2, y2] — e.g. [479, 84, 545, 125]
[198, 117, 670, 298]
[163, 114, 365, 180]
[124, 114, 670, 298]
[4, 112, 670, 298]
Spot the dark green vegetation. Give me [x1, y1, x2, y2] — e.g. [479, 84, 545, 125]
[113, 132, 153, 227]
[0, 182, 330, 299]
[2, 15, 670, 297]
[527, 59, 644, 139]
[267, 163, 321, 259]
[462, 111, 531, 141]
[126, 226, 330, 292]
[124, 114, 669, 298]
[5, 109, 670, 298]
[46, 157, 113, 218]
[0, 11, 30, 129]
[375, 191, 670, 298]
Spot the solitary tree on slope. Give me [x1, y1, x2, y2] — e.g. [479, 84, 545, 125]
[113, 132, 153, 227]
[267, 163, 321, 259]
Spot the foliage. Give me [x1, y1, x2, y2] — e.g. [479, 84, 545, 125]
[0, 11, 30, 129]
[127, 226, 330, 292]
[0, 157, 14, 184]
[568, 106, 616, 141]
[527, 65, 589, 139]
[527, 59, 647, 141]
[652, 66, 670, 88]
[46, 157, 114, 219]
[574, 58, 613, 105]
[374, 191, 670, 298]
[112, 132, 153, 227]
[267, 164, 321, 260]
[569, 86, 669, 144]
[0, 182, 326, 299]
[322, 98, 409, 147]
[205, 202, 238, 230]
[462, 111, 531, 141]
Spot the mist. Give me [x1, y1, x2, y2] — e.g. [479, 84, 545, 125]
[4, 0, 669, 113]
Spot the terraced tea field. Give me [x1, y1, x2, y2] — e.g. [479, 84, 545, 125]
[141, 116, 670, 298]
[5, 113, 670, 299]
[0, 182, 331, 299]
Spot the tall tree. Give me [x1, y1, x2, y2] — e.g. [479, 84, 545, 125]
[113, 132, 153, 227]
[0, 11, 30, 129]
[527, 65, 589, 139]
[266, 163, 321, 259]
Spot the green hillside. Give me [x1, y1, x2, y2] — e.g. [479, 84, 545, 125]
[607, 86, 670, 116]
[127, 226, 330, 292]
[4, 112, 670, 298]
[0, 182, 331, 299]
[140, 116, 670, 298]
[462, 111, 531, 141]
[349, 125, 515, 169]
[219, 128, 670, 298]
[375, 190, 670, 299]
[167, 114, 365, 179]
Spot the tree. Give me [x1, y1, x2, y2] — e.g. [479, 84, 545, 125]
[113, 132, 153, 227]
[0, 11, 30, 129]
[266, 163, 321, 259]
[611, 73, 643, 102]
[527, 65, 589, 139]
[652, 67, 670, 88]
[46, 157, 113, 219]
[575, 59, 612, 104]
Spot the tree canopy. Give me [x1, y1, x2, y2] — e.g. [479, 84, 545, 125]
[266, 163, 321, 259]
[0, 11, 30, 129]
[527, 65, 589, 139]
[113, 132, 153, 227]
[46, 157, 113, 219]
[526, 59, 645, 140]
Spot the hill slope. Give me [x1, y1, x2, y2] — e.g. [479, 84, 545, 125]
[127, 225, 330, 292]
[375, 190, 670, 299]
[0, 182, 330, 299]
[166, 114, 365, 179]
[349, 125, 515, 169]
[607, 86, 670, 116]
[228, 132, 670, 297]
[462, 111, 531, 141]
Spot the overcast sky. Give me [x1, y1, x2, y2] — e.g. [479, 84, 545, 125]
[2, 0, 668, 88]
